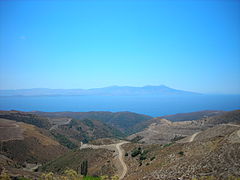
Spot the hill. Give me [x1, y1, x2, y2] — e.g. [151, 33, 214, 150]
[0, 85, 199, 96]
[128, 110, 240, 144]
[51, 118, 125, 144]
[0, 118, 68, 166]
[0, 110, 51, 129]
[34, 111, 153, 134]
[123, 123, 240, 179]
[204, 109, 240, 125]
[161, 110, 225, 121]
[0, 110, 125, 148]
[41, 148, 117, 177]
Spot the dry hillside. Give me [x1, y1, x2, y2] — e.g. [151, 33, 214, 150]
[0, 118, 68, 165]
[128, 110, 240, 144]
[42, 148, 117, 177]
[123, 124, 240, 179]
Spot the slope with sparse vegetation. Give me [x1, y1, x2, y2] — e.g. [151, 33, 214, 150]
[34, 111, 152, 134]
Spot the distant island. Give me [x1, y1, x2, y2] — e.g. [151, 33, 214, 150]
[0, 85, 200, 96]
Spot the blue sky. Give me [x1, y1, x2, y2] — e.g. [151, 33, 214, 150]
[0, 0, 239, 94]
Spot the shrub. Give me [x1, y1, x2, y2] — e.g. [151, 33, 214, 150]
[139, 153, 147, 160]
[139, 150, 148, 160]
[80, 160, 88, 176]
[130, 136, 143, 143]
[0, 172, 11, 180]
[150, 156, 155, 161]
[51, 132, 78, 149]
[178, 151, 184, 156]
[163, 143, 174, 148]
[131, 148, 141, 157]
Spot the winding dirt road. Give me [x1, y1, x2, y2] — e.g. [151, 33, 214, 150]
[184, 123, 240, 143]
[188, 132, 200, 142]
[80, 141, 129, 179]
[49, 118, 72, 131]
[225, 123, 240, 138]
[116, 142, 128, 179]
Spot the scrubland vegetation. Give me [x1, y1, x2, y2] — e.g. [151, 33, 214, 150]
[0, 169, 119, 180]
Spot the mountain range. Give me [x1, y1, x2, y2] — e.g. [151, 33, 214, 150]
[0, 85, 200, 96]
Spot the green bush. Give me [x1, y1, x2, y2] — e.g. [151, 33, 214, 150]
[52, 132, 78, 149]
[83, 177, 101, 180]
[150, 156, 155, 161]
[131, 148, 141, 157]
[178, 151, 184, 156]
[163, 142, 174, 148]
[139, 150, 148, 160]
[130, 136, 143, 143]
[81, 160, 88, 176]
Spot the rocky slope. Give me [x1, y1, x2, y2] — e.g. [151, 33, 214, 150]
[128, 110, 240, 144]
[123, 124, 240, 179]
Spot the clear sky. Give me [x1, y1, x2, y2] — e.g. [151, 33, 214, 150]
[0, 0, 239, 94]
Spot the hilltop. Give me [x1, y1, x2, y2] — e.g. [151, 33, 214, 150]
[0, 110, 51, 129]
[160, 110, 225, 121]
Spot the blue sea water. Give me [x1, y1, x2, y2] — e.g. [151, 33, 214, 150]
[0, 95, 239, 117]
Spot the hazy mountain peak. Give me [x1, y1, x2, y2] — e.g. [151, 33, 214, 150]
[0, 85, 199, 96]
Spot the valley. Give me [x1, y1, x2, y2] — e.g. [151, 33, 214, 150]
[0, 109, 239, 179]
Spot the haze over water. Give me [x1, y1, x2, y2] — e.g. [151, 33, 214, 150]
[1, 95, 239, 117]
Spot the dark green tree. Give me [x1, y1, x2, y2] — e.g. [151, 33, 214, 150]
[80, 160, 88, 176]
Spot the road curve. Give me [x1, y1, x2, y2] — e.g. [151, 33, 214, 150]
[237, 130, 240, 138]
[49, 118, 72, 131]
[225, 123, 240, 138]
[80, 141, 129, 179]
[188, 132, 200, 142]
[116, 142, 128, 179]
[186, 123, 240, 143]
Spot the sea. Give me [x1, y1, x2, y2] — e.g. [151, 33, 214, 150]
[0, 95, 239, 117]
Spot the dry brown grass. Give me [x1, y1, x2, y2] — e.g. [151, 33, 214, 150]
[123, 125, 240, 180]
[0, 119, 24, 141]
[19, 122, 59, 146]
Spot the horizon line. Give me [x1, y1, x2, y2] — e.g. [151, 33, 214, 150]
[0, 84, 173, 91]
[1, 86, 240, 95]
